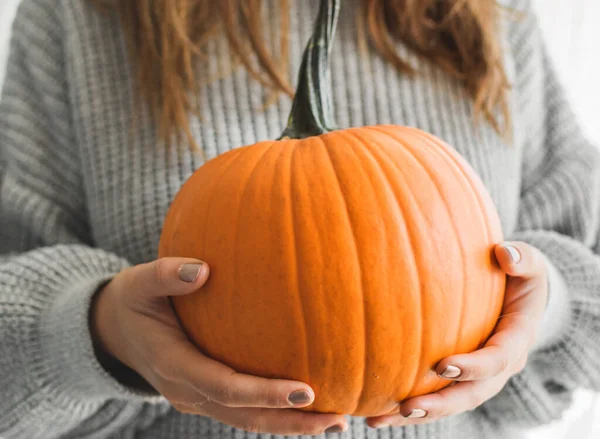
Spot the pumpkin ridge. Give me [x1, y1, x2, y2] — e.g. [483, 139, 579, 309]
[341, 128, 419, 406]
[318, 133, 366, 414]
[410, 128, 499, 342]
[346, 127, 431, 398]
[414, 129, 502, 347]
[181, 147, 253, 349]
[288, 138, 311, 395]
[410, 128, 495, 241]
[231, 141, 279, 359]
[369, 126, 468, 387]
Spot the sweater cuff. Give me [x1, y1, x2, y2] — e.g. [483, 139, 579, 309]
[531, 254, 571, 351]
[42, 273, 164, 403]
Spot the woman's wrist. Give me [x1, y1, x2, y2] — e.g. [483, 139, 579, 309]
[90, 280, 157, 394]
[531, 254, 571, 351]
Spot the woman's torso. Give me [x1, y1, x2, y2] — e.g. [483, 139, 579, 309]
[60, 0, 525, 437]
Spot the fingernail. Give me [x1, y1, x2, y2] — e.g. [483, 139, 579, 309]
[406, 409, 427, 418]
[179, 263, 203, 283]
[288, 390, 312, 406]
[503, 245, 521, 264]
[440, 365, 462, 378]
[324, 424, 346, 434]
[375, 423, 390, 429]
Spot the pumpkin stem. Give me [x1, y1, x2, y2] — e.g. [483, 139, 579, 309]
[279, 0, 340, 139]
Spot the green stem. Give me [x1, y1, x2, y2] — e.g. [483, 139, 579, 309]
[279, 0, 341, 139]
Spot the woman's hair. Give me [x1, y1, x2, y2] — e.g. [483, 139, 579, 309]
[92, 0, 512, 149]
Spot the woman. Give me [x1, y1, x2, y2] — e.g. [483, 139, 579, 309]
[1, 0, 599, 437]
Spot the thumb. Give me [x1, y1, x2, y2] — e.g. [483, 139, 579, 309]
[130, 257, 210, 298]
[494, 241, 545, 279]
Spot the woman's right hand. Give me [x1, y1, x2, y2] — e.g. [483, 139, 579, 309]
[91, 257, 347, 436]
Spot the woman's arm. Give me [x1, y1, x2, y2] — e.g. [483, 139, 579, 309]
[480, 0, 600, 427]
[0, 1, 169, 437]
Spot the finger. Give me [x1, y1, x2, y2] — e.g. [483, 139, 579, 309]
[369, 378, 504, 427]
[436, 346, 515, 382]
[127, 257, 210, 298]
[436, 311, 532, 381]
[399, 379, 505, 420]
[152, 341, 317, 409]
[171, 400, 348, 436]
[495, 242, 545, 279]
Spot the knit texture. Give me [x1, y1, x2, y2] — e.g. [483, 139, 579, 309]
[1, 0, 600, 438]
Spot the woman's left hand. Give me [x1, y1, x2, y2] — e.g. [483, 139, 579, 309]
[367, 242, 549, 428]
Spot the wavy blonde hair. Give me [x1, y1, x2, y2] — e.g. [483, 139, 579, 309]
[92, 0, 512, 149]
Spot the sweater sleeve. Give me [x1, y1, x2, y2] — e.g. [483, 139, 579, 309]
[480, 0, 600, 428]
[0, 1, 169, 438]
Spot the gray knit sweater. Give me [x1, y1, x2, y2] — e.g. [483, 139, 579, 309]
[1, 0, 599, 438]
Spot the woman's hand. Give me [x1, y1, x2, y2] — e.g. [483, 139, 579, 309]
[367, 242, 549, 428]
[91, 257, 348, 436]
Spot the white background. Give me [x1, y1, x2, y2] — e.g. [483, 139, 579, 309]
[0, 1, 599, 438]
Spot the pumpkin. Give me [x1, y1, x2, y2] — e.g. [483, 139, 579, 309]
[158, 0, 505, 417]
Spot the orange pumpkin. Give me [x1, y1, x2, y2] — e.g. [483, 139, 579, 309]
[159, 0, 505, 417]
